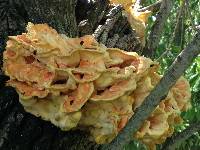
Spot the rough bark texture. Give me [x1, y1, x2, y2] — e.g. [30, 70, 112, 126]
[101, 31, 200, 150]
[89, 4, 142, 53]
[142, 0, 174, 58]
[0, 0, 78, 36]
[161, 122, 200, 150]
[0, 0, 142, 150]
[78, 0, 109, 36]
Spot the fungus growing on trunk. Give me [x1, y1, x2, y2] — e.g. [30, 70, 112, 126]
[3, 23, 191, 149]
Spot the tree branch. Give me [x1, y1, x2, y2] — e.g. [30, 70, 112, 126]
[173, 0, 186, 48]
[156, 48, 171, 62]
[161, 122, 200, 150]
[101, 30, 200, 150]
[78, 0, 109, 36]
[93, 5, 122, 40]
[137, 0, 162, 13]
[142, 0, 174, 58]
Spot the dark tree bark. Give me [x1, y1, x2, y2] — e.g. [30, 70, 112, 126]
[0, 0, 78, 36]
[0, 0, 142, 150]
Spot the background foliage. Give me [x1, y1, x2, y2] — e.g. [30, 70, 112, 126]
[125, 0, 200, 149]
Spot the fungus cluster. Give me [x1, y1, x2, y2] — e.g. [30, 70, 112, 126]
[3, 23, 191, 149]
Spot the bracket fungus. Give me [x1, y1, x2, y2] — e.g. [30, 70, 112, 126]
[3, 23, 191, 149]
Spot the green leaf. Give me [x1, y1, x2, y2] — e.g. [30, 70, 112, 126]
[193, 77, 200, 92]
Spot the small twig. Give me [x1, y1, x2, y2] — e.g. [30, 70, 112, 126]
[156, 49, 170, 62]
[161, 122, 200, 150]
[138, 0, 162, 13]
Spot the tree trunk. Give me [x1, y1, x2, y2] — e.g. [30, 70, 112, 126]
[0, 0, 141, 150]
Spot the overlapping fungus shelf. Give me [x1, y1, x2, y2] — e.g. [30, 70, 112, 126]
[3, 23, 191, 150]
